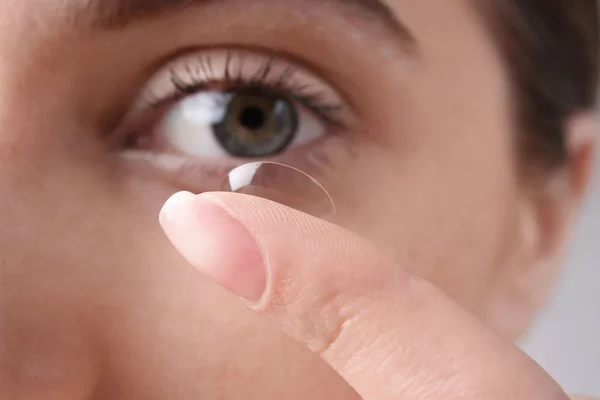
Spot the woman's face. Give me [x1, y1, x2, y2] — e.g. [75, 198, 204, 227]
[0, 0, 585, 398]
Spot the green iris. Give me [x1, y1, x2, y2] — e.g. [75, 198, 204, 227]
[213, 90, 298, 158]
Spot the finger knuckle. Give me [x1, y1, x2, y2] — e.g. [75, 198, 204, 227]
[307, 290, 361, 355]
[275, 283, 364, 356]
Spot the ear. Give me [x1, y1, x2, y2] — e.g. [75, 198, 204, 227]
[564, 111, 598, 203]
[484, 111, 597, 339]
[537, 111, 597, 258]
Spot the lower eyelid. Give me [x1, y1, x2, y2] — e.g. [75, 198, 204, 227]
[121, 151, 235, 192]
[120, 133, 340, 195]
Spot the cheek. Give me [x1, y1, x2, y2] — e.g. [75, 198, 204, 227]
[326, 131, 520, 312]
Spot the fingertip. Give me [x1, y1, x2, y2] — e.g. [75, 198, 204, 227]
[159, 191, 267, 303]
[159, 191, 196, 228]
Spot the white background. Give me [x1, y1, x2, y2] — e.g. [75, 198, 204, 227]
[520, 138, 600, 396]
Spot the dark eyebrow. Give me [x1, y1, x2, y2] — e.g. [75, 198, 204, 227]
[83, 0, 414, 45]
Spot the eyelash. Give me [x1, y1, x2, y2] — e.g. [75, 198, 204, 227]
[148, 51, 346, 128]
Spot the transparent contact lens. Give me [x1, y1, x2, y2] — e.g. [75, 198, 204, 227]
[222, 162, 335, 218]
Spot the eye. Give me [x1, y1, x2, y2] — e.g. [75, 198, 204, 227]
[158, 88, 322, 158]
[121, 49, 349, 161]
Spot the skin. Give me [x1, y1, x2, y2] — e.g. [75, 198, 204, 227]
[0, 0, 596, 399]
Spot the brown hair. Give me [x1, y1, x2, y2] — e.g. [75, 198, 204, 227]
[482, 0, 599, 176]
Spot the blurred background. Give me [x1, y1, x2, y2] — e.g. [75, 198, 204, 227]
[520, 135, 600, 396]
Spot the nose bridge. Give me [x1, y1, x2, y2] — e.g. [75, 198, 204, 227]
[0, 91, 104, 400]
[0, 112, 57, 211]
[0, 57, 92, 196]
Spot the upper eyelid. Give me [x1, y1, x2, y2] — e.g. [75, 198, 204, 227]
[132, 48, 350, 114]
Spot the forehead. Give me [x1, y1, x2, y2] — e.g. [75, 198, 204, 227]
[0, 0, 481, 37]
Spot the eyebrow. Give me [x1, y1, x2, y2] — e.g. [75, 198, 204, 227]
[83, 0, 414, 45]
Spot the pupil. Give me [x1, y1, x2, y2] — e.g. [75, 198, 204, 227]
[239, 106, 266, 131]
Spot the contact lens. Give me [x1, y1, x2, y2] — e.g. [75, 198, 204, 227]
[222, 162, 335, 218]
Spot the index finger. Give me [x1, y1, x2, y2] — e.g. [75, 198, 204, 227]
[160, 191, 568, 400]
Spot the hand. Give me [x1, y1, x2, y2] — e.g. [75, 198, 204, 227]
[159, 191, 590, 400]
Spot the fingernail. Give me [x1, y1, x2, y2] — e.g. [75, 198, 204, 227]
[160, 192, 266, 302]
